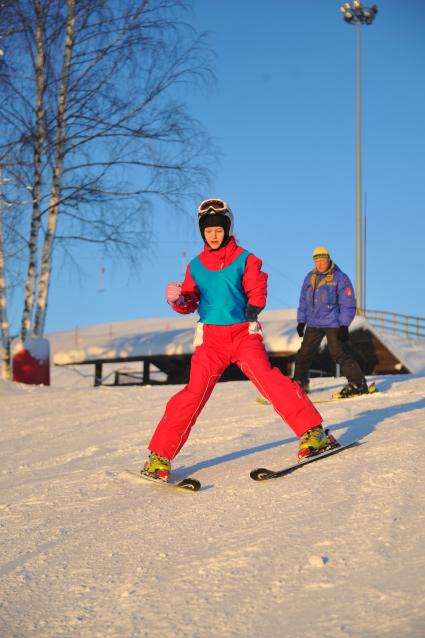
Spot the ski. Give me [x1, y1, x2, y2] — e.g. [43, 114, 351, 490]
[256, 382, 378, 406]
[330, 381, 378, 400]
[124, 470, 201, 492]
[256, 396, 271, 405]
[250, 438, 361, 481]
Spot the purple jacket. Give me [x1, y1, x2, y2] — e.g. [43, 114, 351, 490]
[297, 263, 356, 328]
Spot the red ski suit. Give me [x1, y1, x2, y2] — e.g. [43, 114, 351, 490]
[148, 238, 322, 459]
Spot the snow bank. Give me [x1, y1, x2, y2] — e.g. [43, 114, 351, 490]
[50, 311, 425, 375]
[371, 331, 425, 374]
[50, 310, 303, 366]
[11, 336, 50, 362]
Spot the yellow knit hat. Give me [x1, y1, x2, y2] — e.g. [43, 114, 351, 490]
[312, 246, 330, 260]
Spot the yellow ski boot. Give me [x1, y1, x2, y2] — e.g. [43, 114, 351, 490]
[142, 452, 171, 481]
[298, 426, 333, 460]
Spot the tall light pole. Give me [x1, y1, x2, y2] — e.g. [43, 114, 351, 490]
[340, 1, 378, 313]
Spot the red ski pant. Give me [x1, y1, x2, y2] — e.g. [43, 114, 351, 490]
[148, 323, 322, 459]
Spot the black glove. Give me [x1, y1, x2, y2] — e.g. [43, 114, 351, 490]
[338, 325, 349, 342]
[296, 322, 305, 337]
[245, 304, 263, 322]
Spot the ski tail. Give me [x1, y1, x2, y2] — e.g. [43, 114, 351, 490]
[124, 470, 201, 492]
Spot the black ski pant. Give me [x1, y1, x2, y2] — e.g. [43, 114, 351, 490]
[293, 327, 364, 386]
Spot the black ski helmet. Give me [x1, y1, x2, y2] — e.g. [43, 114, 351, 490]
[197, 198, 234, 246]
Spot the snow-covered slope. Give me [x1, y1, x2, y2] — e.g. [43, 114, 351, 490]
[1, 373, 425, 637]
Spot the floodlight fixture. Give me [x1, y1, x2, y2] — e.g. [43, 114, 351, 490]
[339, 2, 378, 26]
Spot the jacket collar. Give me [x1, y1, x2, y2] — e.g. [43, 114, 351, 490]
[202, 236, 238, 260]
[310, 261, 336, 289]
[313, 260, 335, 277]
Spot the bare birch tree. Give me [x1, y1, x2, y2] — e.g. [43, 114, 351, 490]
[0, 167, 12, 379]
[0, 0, 213, 375]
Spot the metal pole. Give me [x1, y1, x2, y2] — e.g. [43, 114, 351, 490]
[340, 4, 378, 310]
[356, 23, 362, 314]
[363, 211, 367, 312]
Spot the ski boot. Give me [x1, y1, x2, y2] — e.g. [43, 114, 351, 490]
[338, 379, 369, 399]
[298, 425, 334, 460]
[142, 452, 171, 481]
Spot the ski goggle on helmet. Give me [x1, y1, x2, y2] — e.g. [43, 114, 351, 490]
[197, 198, 234, 235]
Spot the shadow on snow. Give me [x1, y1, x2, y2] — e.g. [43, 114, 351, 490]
[176, 396, 425, 477]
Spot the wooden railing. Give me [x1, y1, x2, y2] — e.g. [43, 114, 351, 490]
[360, 309, 425, 341]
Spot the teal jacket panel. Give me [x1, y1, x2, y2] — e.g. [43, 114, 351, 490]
[190, 251, 250, 324]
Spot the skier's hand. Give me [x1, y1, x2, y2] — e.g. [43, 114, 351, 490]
[296, 322, 305, 337]
[338, 325, 349, 342]
[245, 304, 263, 322]
[166, 282, 183, 306]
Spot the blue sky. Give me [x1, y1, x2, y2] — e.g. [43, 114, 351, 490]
[36, 0, 425, 333]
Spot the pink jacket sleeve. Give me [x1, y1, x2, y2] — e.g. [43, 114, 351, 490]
[242, 254, 268, 308]
[172, 263, 200, 315]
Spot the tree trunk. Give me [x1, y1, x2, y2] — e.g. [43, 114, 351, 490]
[34, 0, 75, 337]
[20, 0, 46, 342]
[0, 0, 213, 344]
[0, 167, 11, 380]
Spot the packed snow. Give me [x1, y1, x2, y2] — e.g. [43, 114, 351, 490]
[1, 369, 425, 637]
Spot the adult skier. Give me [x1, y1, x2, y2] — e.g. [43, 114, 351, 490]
[293, 246, 369, 396]
[142, 199, 333, 481]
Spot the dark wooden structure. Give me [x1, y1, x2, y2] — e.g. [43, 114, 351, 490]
[310, 327, 409, 378]
[61, 325, 410, 387]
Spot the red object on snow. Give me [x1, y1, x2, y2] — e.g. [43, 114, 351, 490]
[12, 337, 50, 386]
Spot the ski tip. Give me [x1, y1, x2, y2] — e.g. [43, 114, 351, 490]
[178, 478, 201, 491]
[250, 468, 274, 481]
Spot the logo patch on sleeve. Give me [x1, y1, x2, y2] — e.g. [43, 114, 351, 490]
[346, 287, 352, 297]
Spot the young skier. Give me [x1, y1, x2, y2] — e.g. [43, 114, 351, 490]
[142, 199, 332, 481]
[293, 246, 369, 396]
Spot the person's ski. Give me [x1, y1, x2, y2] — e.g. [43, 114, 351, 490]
[329, 381, 378, 400]
[255, 382, 378, 406]
[255, 395, 271, 405]
[250, 439, 361, 481]
[124, 470, 201, 492]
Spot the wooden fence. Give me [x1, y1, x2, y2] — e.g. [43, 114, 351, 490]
[361, 309, 425, 340]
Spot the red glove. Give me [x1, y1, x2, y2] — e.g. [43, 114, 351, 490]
[166, 282, 182, 306]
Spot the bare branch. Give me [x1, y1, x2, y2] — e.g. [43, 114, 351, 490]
[0, 0, 214, 344]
